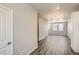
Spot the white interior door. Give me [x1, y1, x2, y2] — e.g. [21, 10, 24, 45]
[71, 12, 79, 52]
[0, 6, 13, 55]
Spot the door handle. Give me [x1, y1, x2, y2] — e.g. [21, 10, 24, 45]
[7, 42, 12, 45]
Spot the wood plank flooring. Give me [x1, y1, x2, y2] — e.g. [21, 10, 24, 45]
[31, 35, 79, 55]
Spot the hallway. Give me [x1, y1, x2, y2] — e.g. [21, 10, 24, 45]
[32, 35, 78, 55]
[1, 3, 79, 55]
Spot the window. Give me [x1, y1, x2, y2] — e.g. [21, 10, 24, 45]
[52, 23, 64, 31]
[52, 24, 58, 31]
[59, 24, 64, 31]
[48, 24, 51, 30]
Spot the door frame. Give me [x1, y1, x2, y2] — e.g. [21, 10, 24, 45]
[0, 5, 13, 55]
[37, 13, 39, 46]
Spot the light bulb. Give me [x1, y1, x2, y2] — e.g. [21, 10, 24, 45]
[56, 6, 60, 10]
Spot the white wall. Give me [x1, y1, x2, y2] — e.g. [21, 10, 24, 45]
[0, 4, 38, 55]
[67, 17, 73, 39]
[39, 15, 48, 41]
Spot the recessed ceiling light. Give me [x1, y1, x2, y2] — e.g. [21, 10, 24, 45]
[56, 6, 60, 10]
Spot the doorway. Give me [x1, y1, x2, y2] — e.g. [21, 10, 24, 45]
[0, 5, 13, 55]
[49, 22, 67, 36]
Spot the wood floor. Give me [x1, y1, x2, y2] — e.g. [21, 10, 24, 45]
[31, 35, 79, 55]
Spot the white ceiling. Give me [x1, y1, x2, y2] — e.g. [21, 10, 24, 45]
[28, 3, 79, 20]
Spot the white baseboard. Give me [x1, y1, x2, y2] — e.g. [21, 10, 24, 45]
[26, 47, 37, 55]
[19, 46, 38, 55]
[39, 35, 48, 41]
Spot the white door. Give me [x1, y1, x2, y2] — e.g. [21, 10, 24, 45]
[71, 12, 79, 52]
[0, 6, 13, 55]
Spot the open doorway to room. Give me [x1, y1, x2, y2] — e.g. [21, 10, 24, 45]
[48, 20, 67, 36]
